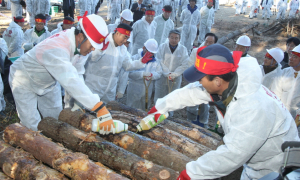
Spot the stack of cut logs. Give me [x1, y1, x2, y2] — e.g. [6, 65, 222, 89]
[0, 101, 223, 180]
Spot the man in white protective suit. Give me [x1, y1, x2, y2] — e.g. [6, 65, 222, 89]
[3, 16, 25, 58]
[276, 0, 287, 19]
[288, 0, 299, 18]
[198, 0, 214, 45]
[22, 14, 51, 51]
[51, 17, 74, 35]
[235, 0, 243, 15]
[126, 39, 162, 111]
[84, 23, 154, 103]
[131, 8, 157, 55]
[144, 44, 300, 180]
[273, 45, 300, 119]
[110, 0, 122, 23]
[26, 0, 50, 27]
[261, 0, 273, 19]
[154, 5, 174, 46]
[78, 0, 91, 16]
[154, 29, 189, 116]
[10, 0, 22, 18]
[0, 38, 7, 116]
[235, 35, 252, 57]
[260, 47, 284, 91]
[107, 9, 133, 33]
[122, 0, 130, 10]
[249, 0, 258, 19]
[177, 0, 188, 17]
[9, 13, 123, 135]
[180, 0, 201, 54]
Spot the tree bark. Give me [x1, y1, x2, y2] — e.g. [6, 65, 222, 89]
[0, 140, 68, 180]
[59, 108, 192, 172]
[0, 171, 12, 180]
[106, 101, 222, 142]
[3, 123, 128, 180]
[218, 22, 260, 44]
[38, 117, 179, 180]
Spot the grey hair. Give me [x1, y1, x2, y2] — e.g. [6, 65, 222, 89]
[168, 29, 181, 38]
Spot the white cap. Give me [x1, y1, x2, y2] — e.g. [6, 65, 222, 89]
[144, 39, 158, 53]
[292, 44, 300, 54]
[79, 12, 109, 49]
[266, 48, 284, 64]
[121, 9, 133, 22]
[236, 35, 251, 46]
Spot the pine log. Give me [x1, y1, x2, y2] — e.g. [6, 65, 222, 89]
[38, 117, 179, 180]
[218, 22, 260, 44]
[58, 108, 192, 171]
[106, 101, 222, 142]
[3, 123, 128, 180]
[0, 140, 68, 180]
[0, 171, 12, 180]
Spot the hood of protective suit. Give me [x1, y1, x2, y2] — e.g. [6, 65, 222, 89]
[10, 21, 22, 29]
[56, 22, 63, 30]
[234, 56, 262, 99]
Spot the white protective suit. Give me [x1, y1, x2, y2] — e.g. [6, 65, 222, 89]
[64, 54, 90, 108]
[241, 0, 248, 13]
[235, 0, 244, 14]
[78, 0, 91, 16]
[170, 0, 178, 21]
[273, 67, 300, 119]
[153, 15, 174, 46]
[196, 0, 203, 10]
[249, 0, 259, 18]
[143, 0, 152, 6]
[0, 39, 6, 111]
[84, 33, 146, 103]
[288, 0, 299, 18]
[3, 21, 24, 57]
[262, 0, 273, 18]
[7, 0, 11, 10]
[131, 17, 157, 55]
[198, 5, 214, 44]
[260, 64, 282, 92]
[215, 0, 220, 10]
[26, 0, 50, 27]
[126, 49, 162, 110]
[50, 22, 63, 35]
[276, 0, 287, 19]
[22, 26, 51, 51]
[177, 0, 188, 17]
[9, 28, 100, 131]
[152, 0, 163, 16]
[10, 0, 22, 18]
[153, 56, 300, 179]
[154, 42, 189, 103]
[123, 0, 130, 9]
[110, 0, 121, 23]
[180, 6, 201, 53]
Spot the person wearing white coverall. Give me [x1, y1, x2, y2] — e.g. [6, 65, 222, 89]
[131, 9, 157, 55]
[154, 5, 174, 46]
[177, 0, 188, 17]
[26, 0, 50, 27]
[145, 44, 300, 180]
[10, 0, 22, 18]
[22, 14, 51, 51]
[107, 9, 133, 33]
[50, 17, 74, 35]
[151, 0, 163, 16]
[122, 0, 130, 10]
[235, 0, 244, 14]
[84, 23, 153, 103]
[110, 0, 122, 23]
[261, 0, 273, 19]
[276, 0, 287, 19]
[241, 0, 248, 14]
[154, 30, 189, 116]
[126, 39, 162, 111]
[180, 0, 201, 54]
[3, 16, 24, 58]
[198, 0, 214, 44]
[260, 47, 284, 92]
[249, 0, 259, 18]
[187, 32, 217, 128]
[288, 0, 299, 18]
[7, 0, 11, 10]
[235, 35, 252, 57]
[0, 38, 7, 115]
[273, 45, 300, 119]
[78, 0, 91, 16]
[9, 14, 123, 135]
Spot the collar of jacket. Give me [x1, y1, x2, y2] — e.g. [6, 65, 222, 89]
[34, 27, 46, 37]
[187, 4, 198, 13]
[263, 64, 278, 74]
[210, 72, 238, 116]
[162, 14, 168, 21]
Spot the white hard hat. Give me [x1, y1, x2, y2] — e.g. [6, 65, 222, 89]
[121, 9, 133, 22]
[266, 48, 284, 63]
[144, 39, 158, 53]
[78, 12, 109, 50]
[236, 35, 251, 46]
[292, 44, 300, 54]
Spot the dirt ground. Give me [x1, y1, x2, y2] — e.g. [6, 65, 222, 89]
[0, 2, 299, 179]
